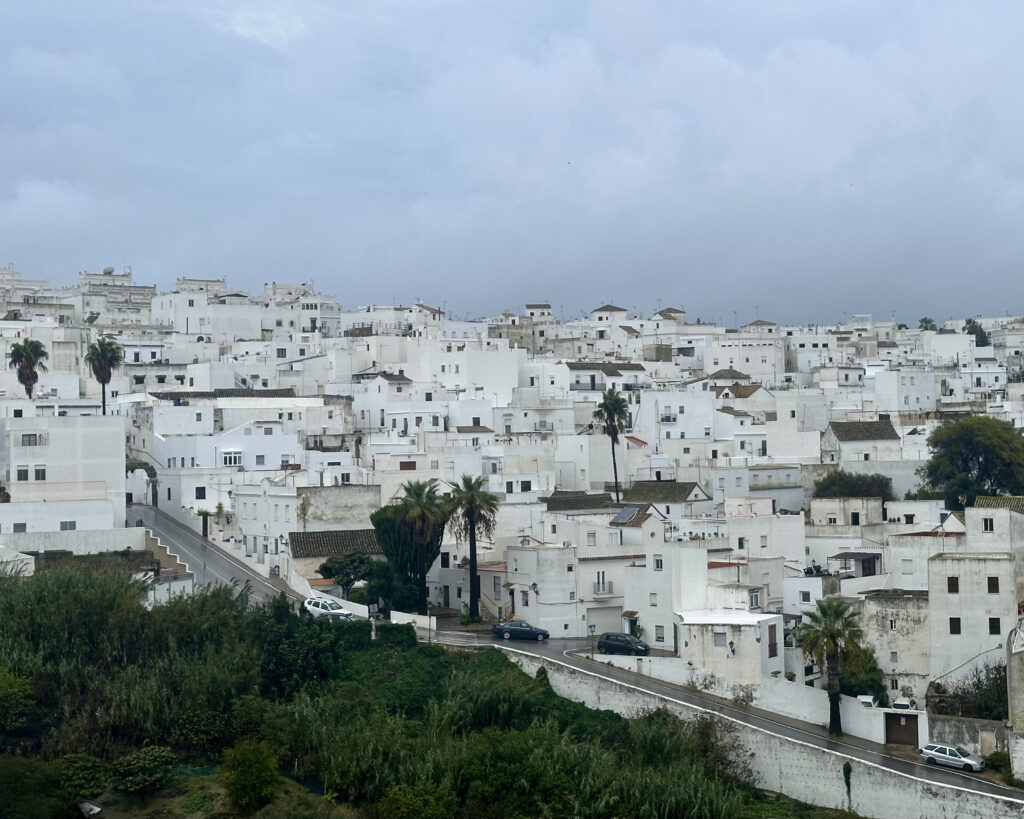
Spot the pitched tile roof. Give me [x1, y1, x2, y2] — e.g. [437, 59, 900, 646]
[525, 303, 551, 309]
[827, 420, 900, 441]
[378, 372, 413, 383]
[288, 529, 382, 559]
[973, 496, 1024, 514]
[544, 490, 613, 512]
[708, 368, 751, 380]
[625, 435, 648, 446]
[622, 481, 703, 504]
[711, 384, 762, 398]
[455, 425, 494, 433]
[592, 304, 626, 313]
[566, 361, 645, 376]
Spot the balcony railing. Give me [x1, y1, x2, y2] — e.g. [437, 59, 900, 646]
[570, 382, 605, 391]
[592, 581, 614, 596]
[659, 414, 678, 423]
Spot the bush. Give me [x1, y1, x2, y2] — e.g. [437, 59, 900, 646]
[375, 622, 417, 649]
[55, 753, 110, 801]
[0, 756, 69, 819]
[222, 740, 280, 813]
[377, 780, 456, 819]
[111, 745, 177, 795]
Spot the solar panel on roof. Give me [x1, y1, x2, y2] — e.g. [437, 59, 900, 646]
[611, 506, 639, 524]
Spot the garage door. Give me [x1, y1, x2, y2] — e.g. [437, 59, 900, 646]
[586, 606, 623, 635]
[884, 712, 919, 746]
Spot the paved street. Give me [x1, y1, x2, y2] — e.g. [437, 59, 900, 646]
[134, 505, 300, 604]
[430, 630, 1024, 802]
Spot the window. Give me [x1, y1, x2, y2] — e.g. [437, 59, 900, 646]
[566, 563, 574, 573]
[750, 591, 760, 608]
[983, 517, 994, 532]
[195, 412, 202, 422]
[655, 625, 665, 643]
[264, 427, 273, 436]
[768, 624, 777, 658]
[890, 651, 898, 663]
[760, 535, 768, 549]
[714, 632, 727, 648]
[223, 452, 242, 466]
[901, 559, 913, 575]
[891, 678, 900, 691]
[989, 618, 1001, 635]
[34, 466, 45, 481]
[649, 592, 657, 607]
[800, 591, 811, 603]
[195, 487, 206, 500]
[20, 433, 38, 446]
[456, 586, 462, 599]
[569, 591, 576, 601]
[16, 466, 28, 481]
[947, 576, 959, 594]
[988, 576, 1000, 594]
[12, 523, 26, 533]
[890, 619, 897, 630]
[506, 481, 514, 494]
[587, 532, 596, 547]
[440, 552, 450, 569]
[737, 537, 746, 550]
[59, 520, 76, 531]
[521, 480, 532, 492]
[949, 617, 961, 635]
[653, 554, 663, 571]
[12, 409, 22, 418]
[276, 348, 287, 358]
[521, 590, 529, 607]
[255, 455, 265, 465]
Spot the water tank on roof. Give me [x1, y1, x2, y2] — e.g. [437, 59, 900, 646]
[103, 266, 115, 275]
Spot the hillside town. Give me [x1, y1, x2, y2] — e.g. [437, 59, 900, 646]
[2, 263, 1024, 783]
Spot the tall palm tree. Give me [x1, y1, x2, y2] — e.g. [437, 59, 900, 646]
[448, 475, 499, 619]
[8, 339, 49, 399]
[800, 598, 864, 735]
[370, 480, 449, 615]
[593, 387, 630, 502]
[84, 336, 124, 415]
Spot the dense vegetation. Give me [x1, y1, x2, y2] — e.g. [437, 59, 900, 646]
[813, 470, 894, 502]
[0, 566, 850, 818]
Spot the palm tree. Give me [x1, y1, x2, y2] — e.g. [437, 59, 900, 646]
[918, 317, 937, 331]
[448, 475, 499, 619]
[593, 387, 630, 502]
[84, 336, 124, 415]
[8, 339, 49, 399]
[370, 480, 449, 615]
[800, 598, 864, 735]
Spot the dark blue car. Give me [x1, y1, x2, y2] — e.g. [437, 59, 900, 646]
[493, 620, 550, 641]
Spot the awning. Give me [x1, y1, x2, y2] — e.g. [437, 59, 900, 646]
[828, 551, 881, 561]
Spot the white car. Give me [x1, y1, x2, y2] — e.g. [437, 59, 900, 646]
[303, 597, 354, 620]
[919, 743, 985, 772]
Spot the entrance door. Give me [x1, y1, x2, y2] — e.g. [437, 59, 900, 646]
[443, 585, 450, 608]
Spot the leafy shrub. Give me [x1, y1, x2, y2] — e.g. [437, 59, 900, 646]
[182, 785, 218, 814]
[111, 745, 177, 794]
[222, 740, 279, 812]
[377, 780, 456, 819]
[375, 622, 417, 649]
[0, 756, 69, 819]
[0, 666, 33, 731]
[55, 753, 110, 801]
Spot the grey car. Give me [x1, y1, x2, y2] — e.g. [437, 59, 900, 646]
[919, 742, 985, 772]
[597, 633, 650, 656]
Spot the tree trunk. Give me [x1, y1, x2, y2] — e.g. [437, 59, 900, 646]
[610, 438, 620, 503]
[101, 382, 107, 416]
[468, 510, 479, 619]
[827, 648, 843, 735]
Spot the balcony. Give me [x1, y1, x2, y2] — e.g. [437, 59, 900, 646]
[570, 381, 605, 392]
[592, 581, 615, 596]
[659, 414, 678, 423]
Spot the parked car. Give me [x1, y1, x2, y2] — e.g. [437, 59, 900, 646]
[919, 743, 985, 772]
[891, 697, 918, 710]
[492, 620, 550, 641]
[303, 597, 355, 620]
[856, 695, 878, 708]
[597, 633, 650, 656]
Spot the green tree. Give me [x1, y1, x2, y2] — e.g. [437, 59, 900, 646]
[593, 387, 630, 503]
[222, 739, 279, 812]
[800, 599, 864, 735]
[448, 474, 499, 619]
[814, 470, 895, 502]
[917, 417, 1024, 509]
[918, 317, 938, 331]
[8, 338, 49, 399]
[371, 481, 448, 615]
[363, 559, 417, 615]
[963, 317, 991, 347]
[839, 647, 889, 706]
[318, 553, 373, 598]
[84, 336, 124, 415]
[377, 780, 456, 819]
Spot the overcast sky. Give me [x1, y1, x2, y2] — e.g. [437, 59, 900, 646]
[1, 2, 1020, 325]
